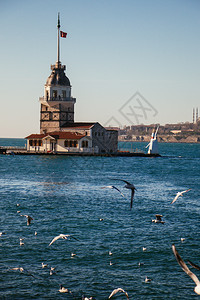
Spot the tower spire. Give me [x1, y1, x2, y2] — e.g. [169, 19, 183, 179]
[57, 12, 61, 67]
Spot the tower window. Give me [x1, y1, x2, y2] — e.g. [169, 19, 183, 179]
[46, 91, 49, 100]
[52, 90, 57, 99]
[62, 90, 66, 98]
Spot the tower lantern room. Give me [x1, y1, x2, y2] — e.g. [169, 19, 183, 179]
[39, 14, 76, 134]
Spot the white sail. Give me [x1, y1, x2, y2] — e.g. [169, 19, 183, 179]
[147, 126, 159, 154]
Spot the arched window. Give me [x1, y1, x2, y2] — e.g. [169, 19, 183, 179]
[82, 141, 85, 148]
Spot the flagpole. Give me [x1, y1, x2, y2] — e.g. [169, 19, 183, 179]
[57, 12, 60, 66]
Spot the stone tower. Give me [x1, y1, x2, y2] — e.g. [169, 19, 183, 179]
[39, 14, 76, 134]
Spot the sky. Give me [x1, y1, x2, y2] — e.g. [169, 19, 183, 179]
[0, 0, 200, 137]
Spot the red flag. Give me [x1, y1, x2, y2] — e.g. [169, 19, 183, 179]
[60, 31, 67, 38]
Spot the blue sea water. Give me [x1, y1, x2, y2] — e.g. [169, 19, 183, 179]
[0, 139, 200, 299]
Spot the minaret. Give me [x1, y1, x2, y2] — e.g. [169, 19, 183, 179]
[39, 13, 76, 134]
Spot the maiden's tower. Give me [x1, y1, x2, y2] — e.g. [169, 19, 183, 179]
[26, 15, 118, 154]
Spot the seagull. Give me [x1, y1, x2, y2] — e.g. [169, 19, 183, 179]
[101, 185, 125, 197]
[152, 214, 165, 224]
[138, 262, 144, 267]
[50, 267, 56, 275]
[116, 180, 136, 209]
[35, 231, 37, 236]
[172, 244, 200, 295]
[145, 276, 152, 283]
[42, 263, 48, 268]
[49, 234, 78, 246]
[181, 238, 185, 242]
[71, 253, 76, 258]
[19, 238, 24, 246]
[59, 285, 70, 293]
[171, 189, 191, 204]
[187, 260, 200, 271]
[109, 251, 113, 256]
[10, 267, 24, 272]
[20, 214, 33, 225]
[143, 247, 147, 251]
[0, 232, 6, 236]
[108, 288, 129, 299]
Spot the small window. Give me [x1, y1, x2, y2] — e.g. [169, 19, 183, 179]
[74, 140, 77, 147]
[62, 90, 66, 98]
[29, 140, 33, 146]
[52, 90, 57, 99]
[64, 140, 69, 147]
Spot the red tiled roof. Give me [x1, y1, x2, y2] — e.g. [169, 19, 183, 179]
[25, 131, 86, 140]
[25, 134, 45, 139]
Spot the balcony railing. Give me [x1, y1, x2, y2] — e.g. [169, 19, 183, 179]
[39, 96, 76, 103]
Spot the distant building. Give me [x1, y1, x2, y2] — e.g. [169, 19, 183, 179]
[26, 15, 118, 154]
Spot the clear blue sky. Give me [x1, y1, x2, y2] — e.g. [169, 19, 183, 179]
[0, 0, 200, 137]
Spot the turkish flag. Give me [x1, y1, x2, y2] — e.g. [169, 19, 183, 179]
[60, 31, 67, 38]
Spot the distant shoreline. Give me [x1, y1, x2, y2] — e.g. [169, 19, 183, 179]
[118, 136, 200, 144]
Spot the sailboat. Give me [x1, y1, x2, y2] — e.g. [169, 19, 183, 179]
[146, 125, 159, 155]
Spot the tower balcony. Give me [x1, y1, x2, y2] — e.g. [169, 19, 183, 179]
[39, 96, 76, 104]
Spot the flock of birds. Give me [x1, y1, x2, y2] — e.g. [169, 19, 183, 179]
[102, 180, 200, 297]
[1, 178, 198, 299]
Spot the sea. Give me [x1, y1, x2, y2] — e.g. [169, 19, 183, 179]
[0, 138, 200, 299]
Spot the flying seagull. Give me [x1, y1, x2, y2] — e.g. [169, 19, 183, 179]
[49, 234, 78, 246]
[108, 288, 129, 299]
[20, 214, 33, 225]
[101, 185, 125, 197]
[171, 189, 191, 204]
[152, 214, 165, 224]
[116, 180, 136, 209]
[172, 244, 200, 295]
